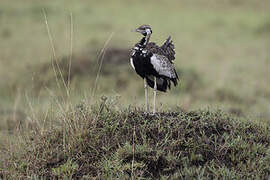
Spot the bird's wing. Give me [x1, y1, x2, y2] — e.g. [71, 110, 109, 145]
[150, 54, 178, 79]
[161, 36, 175, 61]
[145, 42, 160, 54]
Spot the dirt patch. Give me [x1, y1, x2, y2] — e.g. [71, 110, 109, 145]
[0, 109, 27, 133]
[33, 47, 131, 89]
[256, 20, 270, 36]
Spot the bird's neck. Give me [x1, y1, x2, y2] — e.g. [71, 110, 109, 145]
[139, 34, 151, 48]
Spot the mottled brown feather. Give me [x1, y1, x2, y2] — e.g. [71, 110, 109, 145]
[145, 36, 175, 62]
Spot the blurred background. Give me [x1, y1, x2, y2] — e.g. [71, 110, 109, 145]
[0, 0, 270, 137]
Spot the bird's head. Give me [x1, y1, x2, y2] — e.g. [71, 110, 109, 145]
[135, 24, 152, 36]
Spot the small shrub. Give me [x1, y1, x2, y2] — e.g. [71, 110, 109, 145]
[52, 159, 78, 178]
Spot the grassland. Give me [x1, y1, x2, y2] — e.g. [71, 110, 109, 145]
[1, 101, 270, 179]
[0, 0, 270, 178]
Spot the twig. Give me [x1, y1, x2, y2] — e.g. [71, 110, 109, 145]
[131, 124, 136, 180]
[13, 88, 21, 131]
[25, 92, 40, 131]
[67, 12, 73, 96]
[91, 32, 114, 98]
[42, 9, 69, 98]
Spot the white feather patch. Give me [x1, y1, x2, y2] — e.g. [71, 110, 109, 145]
[130, 58, 135, 70]
[150, 54, 174, 78]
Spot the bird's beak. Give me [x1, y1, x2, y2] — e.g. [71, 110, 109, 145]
[135, 28, 141, 33]
[131, 28, 141, 33]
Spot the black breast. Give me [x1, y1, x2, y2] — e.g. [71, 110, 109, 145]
[131, 49, 159, 79]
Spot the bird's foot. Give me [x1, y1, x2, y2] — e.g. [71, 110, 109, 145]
[143, 111, 150, 116]
[150, 112, 158, 117]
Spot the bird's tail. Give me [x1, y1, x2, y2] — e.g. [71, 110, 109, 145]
[161, 36, 175, 61]
[146, 76, 176, 92]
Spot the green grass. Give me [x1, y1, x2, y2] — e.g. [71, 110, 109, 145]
[1, 100, 269, 179]
[1, 0, 270, 121]
[1, 0, 270, 178]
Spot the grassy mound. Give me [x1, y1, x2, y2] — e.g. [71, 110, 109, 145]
[1, 102, 270, 179]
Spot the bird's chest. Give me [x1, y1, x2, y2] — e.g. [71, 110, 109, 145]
[130, 48, 153, 75]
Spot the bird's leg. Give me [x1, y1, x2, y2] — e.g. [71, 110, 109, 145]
[144, 78, 149, 112]
[153, 77, 157, 114]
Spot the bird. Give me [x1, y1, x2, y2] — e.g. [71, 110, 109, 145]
[130, 24, 179, 114]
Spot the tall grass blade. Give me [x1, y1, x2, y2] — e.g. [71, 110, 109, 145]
[91, 32, 114, 99]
